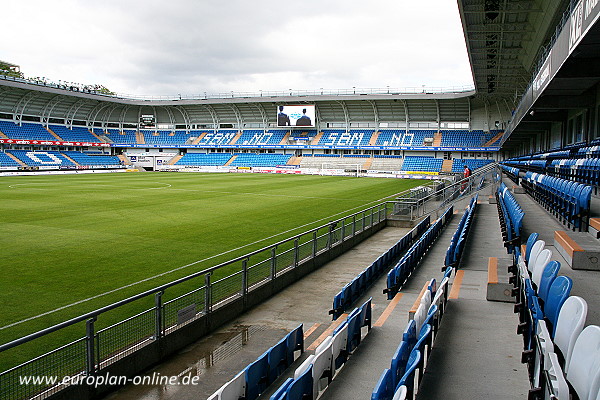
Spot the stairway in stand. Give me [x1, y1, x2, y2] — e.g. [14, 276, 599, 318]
[433, 131, 442, 147]
[46, 127, 63, 141]
[311, 131, 324, 145]
[442, 159, 453, 173]
[168, 154, 183, 165]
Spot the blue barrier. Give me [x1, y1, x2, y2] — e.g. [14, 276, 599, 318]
[496, 184, 523, 253]
[520, 172, 591, 231]
[384, 206, 454, 299]
[330, 216, 433, 319]
[445, 195, 478, 268]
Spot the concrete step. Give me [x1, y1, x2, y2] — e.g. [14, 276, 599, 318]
[554, 230, 600, 270]
[486, 256, 514, 302]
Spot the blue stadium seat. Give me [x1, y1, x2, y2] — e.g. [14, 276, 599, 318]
[391, 341, 412, 388]
[286, 324, 304, 366]
[268, 339, 289, 384]
[270, 377, 294, 400]
[245, 351, 269, 400]
[371, 368, 395, 400]
[544, 276, 573, 336]
[286, 364, 313, 400]
[397, 349, 421, 400]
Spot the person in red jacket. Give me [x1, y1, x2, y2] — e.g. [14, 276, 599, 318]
[462, 164, 471, 190]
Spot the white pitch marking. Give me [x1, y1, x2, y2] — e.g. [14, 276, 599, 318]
[0, 188, 406, 331]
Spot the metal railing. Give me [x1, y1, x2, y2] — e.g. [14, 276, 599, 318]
[387, 163, 499, 221]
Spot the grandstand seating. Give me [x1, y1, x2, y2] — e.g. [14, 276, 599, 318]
[319, 130, 373, 147]
[264, 298, 372, 400]
[451, 158, 493, 173]
[49, 125, 100, 143]
[0, 121, 57, 141]
[208, 325, 304, 400]
[236, 130, 287, 146]
[142, 130, 189, 145]
[330, 216, 433, 320]
[195, 130, 237, 146]
[107, 129, 138, 145]
[496, 183, 524, 253]
[0, 152, 21, 167]
[175, 153, 232, 166]
[519, 171, 592, 231]
[373, 264, 453, 400]
[510, 233, 600, 400]
[385, 206, 454, 299]
[62, 151, 121, 166]
[440, 130, 485, 147]
[376, 130, 409, 147]
[483, 130, 503, 147]
[400, 156, 443, 173]
[229, 153, 291, 167]
[444, 195, 478, 269]
[6, 150, 75, 167]
[409, 130, 436, 146]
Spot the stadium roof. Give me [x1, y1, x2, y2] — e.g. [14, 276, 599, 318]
[0, 77, 477, 129]
[458, 0, 571, 99]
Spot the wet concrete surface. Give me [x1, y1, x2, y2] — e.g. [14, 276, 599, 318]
[104, 225, 411, 400]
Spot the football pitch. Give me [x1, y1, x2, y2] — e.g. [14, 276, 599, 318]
[0, 171, 424, 370]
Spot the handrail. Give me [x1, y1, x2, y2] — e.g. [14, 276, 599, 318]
[390, 163, 498, 220]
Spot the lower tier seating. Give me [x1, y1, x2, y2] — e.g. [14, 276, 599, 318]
[175, 153, 233, 166]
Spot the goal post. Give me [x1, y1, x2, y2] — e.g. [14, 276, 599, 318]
[320, 162, 363, 177]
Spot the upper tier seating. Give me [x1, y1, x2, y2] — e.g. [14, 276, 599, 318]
[107, 129, 138, 145]
[49, 125, 100, 143]
[194, 130, 237, 146]
[62, 151, 121, 166]
[440, 130, 485, 147]
[7, 150, 75, 167]
[0, 121, 57, 141]
[175, 153, 232, 166]
[142, 130, 192, 145]
[409, 130, 436, 146]
[229, 154, 291, 167]
[375, 130, 414, 147]
[319, 130, 373, 147]
[236, 130, 287, 146]
[401, 156, 443, 173]
[483, 130, 503, 146]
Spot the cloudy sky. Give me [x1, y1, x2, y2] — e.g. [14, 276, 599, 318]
[3, 0, 473, 97]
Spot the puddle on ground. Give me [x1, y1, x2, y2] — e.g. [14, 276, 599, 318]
[104, 324, 282, 400]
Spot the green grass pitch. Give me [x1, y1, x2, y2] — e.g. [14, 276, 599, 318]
[0, 171, 424, 371]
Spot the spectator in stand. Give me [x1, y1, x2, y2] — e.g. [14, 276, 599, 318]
[462, 164, 472, 191]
